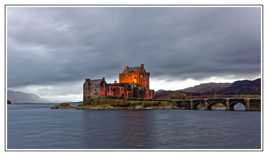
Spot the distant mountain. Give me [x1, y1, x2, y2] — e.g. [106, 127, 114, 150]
[219, 78, 261, 95]
[181, 82, 231, 94]
[7, 90, 49, 103]
[154, 78, 261, 99]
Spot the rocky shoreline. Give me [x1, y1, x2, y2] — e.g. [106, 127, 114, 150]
[50, 103, 179, 110]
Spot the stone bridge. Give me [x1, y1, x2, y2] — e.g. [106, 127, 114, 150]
[174, 96, 261, 111]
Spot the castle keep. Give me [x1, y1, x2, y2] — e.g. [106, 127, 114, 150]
[83, 64, 154, 103]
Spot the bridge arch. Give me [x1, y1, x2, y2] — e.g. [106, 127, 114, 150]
[193, 103, 206, 110]
[207, 99, 227, 110]
[229, 99, 247, 111]
[232, 102, 246, 111]
[207, 102, 227, 110]
[175, 100, 191, 109]
[192, 99, 206, 110]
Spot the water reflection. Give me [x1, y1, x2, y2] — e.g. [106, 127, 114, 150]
[81, 110, 154, 148]
[115, 110, 155, 148]
[80, 110, 124, 148]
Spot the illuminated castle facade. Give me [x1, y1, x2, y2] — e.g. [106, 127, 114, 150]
[83, 64, 154, 103]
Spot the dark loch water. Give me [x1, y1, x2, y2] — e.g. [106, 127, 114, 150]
[7, 104, 261, 149]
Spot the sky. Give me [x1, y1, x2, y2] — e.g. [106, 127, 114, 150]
[7, 7, 261, 102]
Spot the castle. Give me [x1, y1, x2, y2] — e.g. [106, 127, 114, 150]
[83, 64, 155, 103]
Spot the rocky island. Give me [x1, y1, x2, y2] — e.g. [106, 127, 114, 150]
[50, 64, 261, 111]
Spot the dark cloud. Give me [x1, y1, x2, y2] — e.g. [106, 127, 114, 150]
[7, 7, 261, 88]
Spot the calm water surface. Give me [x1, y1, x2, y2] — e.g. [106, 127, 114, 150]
[7, 104, 261, 149]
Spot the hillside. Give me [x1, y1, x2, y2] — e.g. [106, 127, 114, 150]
[7, 90, 49, 103]
[154, 78, 261, 99]
[219, 78, 261, 95]
[181, 82, 231, 94]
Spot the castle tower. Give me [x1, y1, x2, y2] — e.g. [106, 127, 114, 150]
[83, 78, 107, 103]
[119, 64, 150, 90]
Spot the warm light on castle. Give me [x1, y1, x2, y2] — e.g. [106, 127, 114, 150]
[119, 64, 150, 90]
[83, 64, 154, 103]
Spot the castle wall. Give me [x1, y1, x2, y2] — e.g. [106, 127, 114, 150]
[83, 79, 91, 103]
[107, 84, 126, 97]
[83, 78, 107, 103]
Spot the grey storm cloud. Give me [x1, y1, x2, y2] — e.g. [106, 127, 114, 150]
[7, 7, 261, 88]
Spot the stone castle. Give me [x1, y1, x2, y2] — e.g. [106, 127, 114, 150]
[83, 64, 155, 103]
